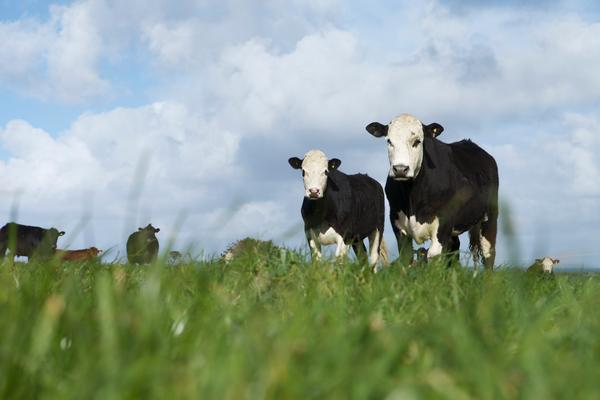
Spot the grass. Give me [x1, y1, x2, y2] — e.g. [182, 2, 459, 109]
[1, 250, 600, 399]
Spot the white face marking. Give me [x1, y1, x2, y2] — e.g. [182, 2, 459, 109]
[301, 150, 329, 199]
[386, 114, 425, 180]
[540, 257, 558, 273]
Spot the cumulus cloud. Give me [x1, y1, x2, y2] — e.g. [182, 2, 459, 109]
[0, 102, 243, 254]
[1, 0, 600, 266]
[0, 2, 109, 102]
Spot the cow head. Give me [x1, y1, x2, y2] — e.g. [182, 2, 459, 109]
[366, 114, 443, 181]
[45, 228, 66, 250]
[536, 257, 559, 273]
[288, 150, 341, 200]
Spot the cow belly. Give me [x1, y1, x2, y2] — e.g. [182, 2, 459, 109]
[307, 225, 343, 246]
[395, 212, 439, 244]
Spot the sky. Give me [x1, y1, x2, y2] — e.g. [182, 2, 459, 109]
[0, 0, 599, 267]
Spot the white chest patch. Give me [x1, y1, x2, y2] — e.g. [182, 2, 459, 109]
[395, 212, 439, 245]
[308, 224, 343, 246]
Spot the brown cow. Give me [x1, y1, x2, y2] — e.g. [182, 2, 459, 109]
[56, 247, 102, 262]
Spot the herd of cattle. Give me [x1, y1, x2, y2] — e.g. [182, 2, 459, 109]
[0, 222, 161, 264]
[0, 113, 558, 273]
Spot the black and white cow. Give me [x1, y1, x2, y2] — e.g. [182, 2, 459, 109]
[366, 114, 499, 268]
[288, 150, 388, 269]
[0, 222, 65, 261]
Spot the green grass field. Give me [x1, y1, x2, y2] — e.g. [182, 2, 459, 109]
[1, 250, 600, 399]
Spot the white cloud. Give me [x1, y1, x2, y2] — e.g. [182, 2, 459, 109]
[1, 1, 600, 266]
[546, 113, 600, 197]
[0, 2, 109, 102]
[0, 101, 242, 253]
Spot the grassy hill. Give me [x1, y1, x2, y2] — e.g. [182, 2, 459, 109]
[1, 251, 600, 399]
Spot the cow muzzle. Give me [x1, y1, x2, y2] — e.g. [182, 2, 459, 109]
[307, 188, 322, 199]
[390, 164, 411, 180]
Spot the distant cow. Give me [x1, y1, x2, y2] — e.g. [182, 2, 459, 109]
[126, 224, 160, 264]
[0, 222, 65, 261]
[366, 114, 499, 268]
[288, 150, 388, 270]
[528, 257, 559, 274]
[56, 247, 102, 262]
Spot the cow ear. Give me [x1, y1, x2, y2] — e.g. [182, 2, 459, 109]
[155, 228, 160, 233]
[366, 122, 388, 138]
[288, 157, 303, 169]
[553, 259, 560, 264]
[328, 158, 341, 170]
[424, 122, 444, 137]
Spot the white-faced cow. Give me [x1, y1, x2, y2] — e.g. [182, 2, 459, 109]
[288, 150, 388, 270]
[527, 257, 559, 274]
[366, 114, 499, 268]
[126, 224, 160, 264]
[0, 222, 65, 261]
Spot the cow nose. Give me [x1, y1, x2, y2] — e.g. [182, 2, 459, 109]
[308, 188, 320, 197]
[392, 164, 410, 176]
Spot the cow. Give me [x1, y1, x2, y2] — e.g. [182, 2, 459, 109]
[0, 222, 65, 261]
[366, 114, 499, 269]
[56, 247, 102, 262]
[288, 150, 388, 270]
[126, 224, 160, 264]
[527, 257, 559, 274]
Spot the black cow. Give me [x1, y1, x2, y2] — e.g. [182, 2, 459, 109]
[0, 222, 65, 261]
[366, 114, 499, 268]
[288, 150, 388, 270]
[126, 224, 160, 264]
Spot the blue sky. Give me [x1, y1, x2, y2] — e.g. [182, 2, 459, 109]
[1, 0, 599, 267]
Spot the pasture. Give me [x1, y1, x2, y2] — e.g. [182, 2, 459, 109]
[1, 251, 600, 399]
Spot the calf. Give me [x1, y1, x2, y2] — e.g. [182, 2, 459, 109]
[0, 222, 65, 261]
[288, 150, 388, 269]
[56, 247, 102, 262]
[126, 224, 160, 264]
[366, 114, 499, 268]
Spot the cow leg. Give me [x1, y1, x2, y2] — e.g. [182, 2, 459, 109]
[368, 229, 382, 271]
[428, 224, 450, 262]
[427, 236, 443, 260]
[306, 230, 322, 261]
[480, 215, 497, 270]
[352, 240, 367, 262]
[468, 223, 482, 266]
[392, 224, 413, 265]
[334, 237, 349, 259]
[446, 235, 461, 265]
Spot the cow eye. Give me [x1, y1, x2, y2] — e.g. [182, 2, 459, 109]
[387, 139, 393, 146]
[324, 170, 329, 176]
[302, 170, 306, 177]
[412, 139, 421, 148]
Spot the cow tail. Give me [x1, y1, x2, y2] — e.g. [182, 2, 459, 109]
[469, 224, 483, 265]
[379, 237, 390, 266]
